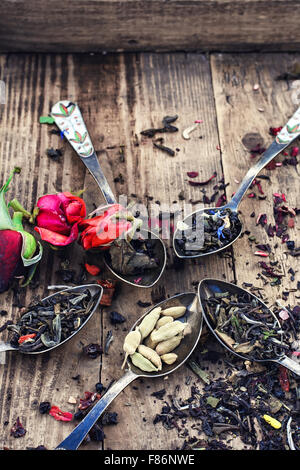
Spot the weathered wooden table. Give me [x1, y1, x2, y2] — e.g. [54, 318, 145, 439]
[0, 51, 299, 450]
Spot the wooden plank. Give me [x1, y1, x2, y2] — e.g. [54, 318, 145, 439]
[96, 52, 234, 450]
[1, 1, 300, 53]
[211, 52, 300, 306]
[0, 51, 234, 450]
[0, 54, 101, 450]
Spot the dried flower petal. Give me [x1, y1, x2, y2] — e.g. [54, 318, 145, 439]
[49, 406, 73, 422]
[85, 263, 100, 276]
[10, 417, 26, 438]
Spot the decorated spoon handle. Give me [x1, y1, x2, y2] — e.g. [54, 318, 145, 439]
[228, 106, 300, 210]
[50, 101, 116, 205]
[274, 355, 300, 376]
[55, 369, 136, 450]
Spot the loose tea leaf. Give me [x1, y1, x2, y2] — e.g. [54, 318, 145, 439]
[108, 238, 158, 275]
[203, 289, 287, 361]
[175, 208, 242, 256]
[7, 289, 97, 352]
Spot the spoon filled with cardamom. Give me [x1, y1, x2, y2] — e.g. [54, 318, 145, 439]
[51, 101, 166, 288]
[55, 291, 203, 450]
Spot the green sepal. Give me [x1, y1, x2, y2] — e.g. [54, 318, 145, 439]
[9, 199, 32, 221]
[21, 237, 43, 267]
[0, 168, 18, 230]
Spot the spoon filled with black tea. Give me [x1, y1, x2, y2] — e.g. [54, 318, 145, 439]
[198, 278, 300, 376]
[50, 101, 166, 288]
[173, 106, 300, 258]
[0, 284, 103, 355]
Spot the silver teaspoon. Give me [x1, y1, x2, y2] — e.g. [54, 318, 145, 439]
[55, 292, 202, 450]
[173, 106, 300, 259]
[198, 278, 300, 376]
[0, 284, 103, 355]
[50, 101, 166, 288]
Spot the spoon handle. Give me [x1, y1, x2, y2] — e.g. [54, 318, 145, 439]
[274, 355, 300, 376]
[50, 101, 116, 205]
[55, 369, 136, 450]
[229, 106, 300, 210]
[0, 342, 18, 352]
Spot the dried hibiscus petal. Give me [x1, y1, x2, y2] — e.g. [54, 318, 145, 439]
[49, 406, 73, 422]
[187, 171, 199, 178]
[188, 171, 217, 186]
[291, 146, 299, 157]
[278, 366, 289, 392]
[10, 417, 26, 438]
[269, 126, 282, 136]
[215, 194, 227, 207]
[79, 391, 100, 410]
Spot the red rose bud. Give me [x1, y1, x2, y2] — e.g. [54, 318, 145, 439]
[79, 204, 135, 251]
[0, 230, 23, 293]
[0, 169, 42, 293]
[34, 191, 86, 247]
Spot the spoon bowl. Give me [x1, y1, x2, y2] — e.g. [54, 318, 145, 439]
[103, 228, 167, 288]
[55, 291, 203, 449]
[173, 203, 242, 259]
[198, 278, 300, 375]
[0, 284, 103, 355]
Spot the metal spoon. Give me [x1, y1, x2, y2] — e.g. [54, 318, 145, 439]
[50, 100, 166, 288]
[173, 106, 300, 258]
[0, 284, 103, 355]
[198, 278, 300, 376]
[287, 417, 296, 450]
[55, 292, 202, 450]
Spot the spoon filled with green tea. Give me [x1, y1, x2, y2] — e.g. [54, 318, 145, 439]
[173, 106, 300, 259]
[198, 278, 300, 376]
[51, 101, 166, 288]
[55, 292, 203, 450]
[0, 284, 103, 355]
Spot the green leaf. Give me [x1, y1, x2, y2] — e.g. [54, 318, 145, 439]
[39, 116, 55, 124]
[206, 396, 220, 408]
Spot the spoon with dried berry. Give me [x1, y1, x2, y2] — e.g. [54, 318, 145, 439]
[173, 106, 300, 258]
[51, 101, 166, 288]
[198, 278, 300, 376]
[55, 292, 202, 450]
[0, 284, 103, 355]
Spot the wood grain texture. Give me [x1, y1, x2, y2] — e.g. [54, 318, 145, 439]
[211, 52, 300, 306]
[1, 1, 300, 53]
[0, 52, 232, 450]
[1, 51, 299, 451]
[97, 52, 234, 450]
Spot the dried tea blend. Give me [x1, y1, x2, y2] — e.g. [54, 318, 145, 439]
[175, 208, 242, 257]
[203, 290, 287, 361]
[107, 237, 159, 276]
[7, 289, 98, 352]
